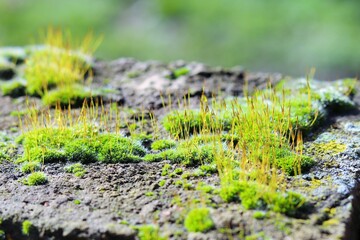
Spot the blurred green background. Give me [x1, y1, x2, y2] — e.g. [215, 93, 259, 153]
[0, 0, 359, 79]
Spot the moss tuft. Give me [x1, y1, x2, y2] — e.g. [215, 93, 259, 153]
[151, 139, 176, 151]
[21, 220, 32, 236]
[184, 208, 214, 233]
[23, 172, 47, 186]
[136, 225, 167, 240]
[64, 163, 86, 177]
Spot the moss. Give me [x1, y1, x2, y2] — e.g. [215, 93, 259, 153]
[220, 181, 304, 215]
[196, 182, 214, 194]
[0, 78, 26, 97]
[23, 172, 47, 186]
[151, 139, 176, 151]
[158, 179, 166, 187]
[19, 127, 147, 166]
[73, 199, 81, 205]
[64, 163, 86, 177]
[161, 164, 171, 176]
[21, 220, 32, 236]
[136, 225, 167, 240]
[171, 67, 190, 79]
[184, 208, 214, 233]
[199, 163, 218, 174]
[20, 161, 41, 173]
[253, 211, 267, 220]
[145, 191, 154, 197]
[42, 85, 94, 107]
[24, 46, 91, 96]
[275, 148, 315, 175]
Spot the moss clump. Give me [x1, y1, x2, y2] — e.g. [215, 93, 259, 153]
[219, 181, 304, 215]
[137, 225, 167, 240]
[151, 139, 176, 151]
[171, 67, 190, 79]
[23, 172, 47, 186]
[19, 127, 146, 165]
[20, 161, 41, 173]
[0, 78, 27, 97]
[275, 148, 315, 175]
[42, 85, 95, 107]
[21, 220, 32, 235]
[184, 208, 214, 233]
[64, 163, 86, 177]
[24, 46, 91, 97]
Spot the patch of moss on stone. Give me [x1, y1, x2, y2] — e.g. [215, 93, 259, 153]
[220, 180, 304, 215]
[19, 125, 146, 166]
[136, 225, 167, 240]
[151, 139, 176, 151]
[0, 78, 27, 97]
[21, 220, 32, 236]
[22, 172, 47, 186]
[184, 208, 214, 233]
[64, 163, 86, 177]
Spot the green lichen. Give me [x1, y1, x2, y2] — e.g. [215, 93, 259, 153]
[184, 208, 214, 233]
[310, 141, 346, 157]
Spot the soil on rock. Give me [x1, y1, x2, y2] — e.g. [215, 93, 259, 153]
[0, 57, 359, 240]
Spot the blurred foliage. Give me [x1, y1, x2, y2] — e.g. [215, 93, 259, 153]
[0, 0, 359, 78]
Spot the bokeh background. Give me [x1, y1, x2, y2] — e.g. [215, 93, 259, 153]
[0, 0, 359, 79]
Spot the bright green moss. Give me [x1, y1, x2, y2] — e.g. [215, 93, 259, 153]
[184, 208, 214, 233]
[158, 179, 166, 187]
[64, 163, 86, 177]
[161, 163, 171, 176]
[172, 67, 190, 79]
[253, 211, 267, 220]
[73, 199, 81, 205]
[21, 220, 32, 235]
[25, 46, 90, 96]
[145, 141, 222, 166]
[19, 127, 146, 165]
[151, 139, 176, 151]
[42, 85, 94, 107]
[20, 161, 41, 173]
[0, 78, 26, 97]
[137, 225, 167, 240]
[275, 148, 315, 175]
[219, 181, 304, 215]
[23, 172, 47, 186]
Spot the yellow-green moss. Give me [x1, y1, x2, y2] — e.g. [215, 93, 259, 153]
[184, 208, 214, 233]
[136, 225, 167, 240]
[22, 172, 47, 186]
[21, 220, 32, 235]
